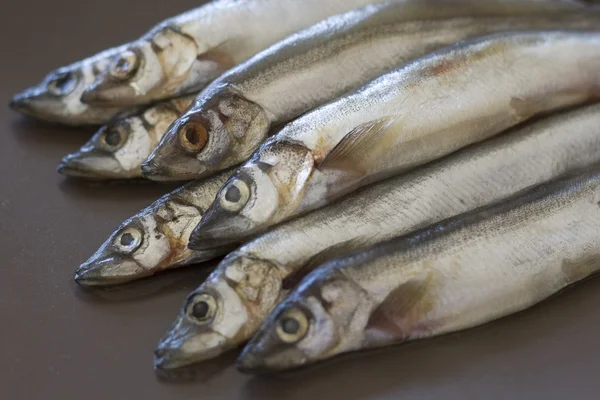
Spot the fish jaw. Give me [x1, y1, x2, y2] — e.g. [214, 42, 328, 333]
[74, 256, 147, 286]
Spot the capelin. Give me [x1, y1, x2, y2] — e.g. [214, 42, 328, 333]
[237, 267, 368, 373]
[188, 141, 314, 250]
[155, 253, 284, 369]
[10, 65, 119, 125]
[142, 92, 271, 182]
[82, 26, 223, 107]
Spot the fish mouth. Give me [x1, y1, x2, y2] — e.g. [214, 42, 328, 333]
[236, 348, 271, 375]
[188, 228, 242, 251]
[81, 79, 137, 107]
[141, 158, 198, 182]
[74, 258, 148, 286]
[9, 89, 58, 121]
[57, 152, 125, 180]
[154, 329, 231, 371]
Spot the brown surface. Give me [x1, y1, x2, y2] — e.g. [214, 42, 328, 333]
[2, 1, 600, 399]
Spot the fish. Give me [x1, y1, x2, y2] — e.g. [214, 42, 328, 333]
[74, 170, 235, 286]
[238, 164, 600, 372]
[9, 45, 131, 125]
[152, 103, 600, 370]
[141, 0, 597, 182]
[57, 95, 195, 180]
[189, 31, 600, 250]
[80, 0, 385, 107]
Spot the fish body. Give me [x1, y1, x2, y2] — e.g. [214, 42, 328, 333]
[191, 31, 600, 249]
[142, 0, 596, 181]
[239, 165, 600, 371]
[58, 95, 195, 180]
[10, 45, 129, 125]
[81, 0, 384, 107]
[74, 170, 235, 286]
[153, 104, 600, 370]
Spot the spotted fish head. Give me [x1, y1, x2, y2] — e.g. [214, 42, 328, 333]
[82, 26, 232, 106]
[142, 90, 271, 182]
[154, 253, 284, 370]
[188, 141, 314, 250]
[237, 267, 369, 373]
[74, 196, 204, 286]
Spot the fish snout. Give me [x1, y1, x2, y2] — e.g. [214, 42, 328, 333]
[141, 158, 175, 181]
[57, 151, 122, 180]
[236, 347, 271, 375]
[74, 257, 145, 286]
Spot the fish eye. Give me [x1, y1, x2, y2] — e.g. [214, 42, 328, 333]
[47, 72, 77, 96]
[219, 179, 250, 212]
[99, 125, 127, 151]
[178, 122, 209, 153]
[186, 293, 217, 324]
[276, 308, 309, 344]
[110, 49, 140, 80]
[115, 227, 143, 253]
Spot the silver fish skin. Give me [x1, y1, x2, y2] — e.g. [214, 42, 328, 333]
[10, 46, 130, 125]
[141, 0, 594, 181]
[153, 103, 600, 370]
[80, 0, 382, 107]
[239, 165, 600, 372]
[74, 170, 235, 286]
[57, 95, 196, 180]
[190, 31, 600, 249]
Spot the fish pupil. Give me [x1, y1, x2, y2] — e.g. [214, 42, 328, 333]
[225, 185, 241, 203]
[104, 129, 121, 147]
[120, 233, 134, 247]
[116, 58, 130, 71]
[281, 317, 300, 335]
[185, 126, 201, 145]
[53, 73, 72, 90]
[193, 301, 210, 319]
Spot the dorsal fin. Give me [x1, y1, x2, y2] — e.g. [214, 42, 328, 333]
[317, 117, 398, 176]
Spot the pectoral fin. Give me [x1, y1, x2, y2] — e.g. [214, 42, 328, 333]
[366, 272, 431, 339]
[317, 117, 398, 176]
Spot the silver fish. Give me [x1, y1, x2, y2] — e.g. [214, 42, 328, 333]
[142, 0, 595, 182]
[238, 165, 600, 372]
[190, 31, 600, 250]
[152, 103, 600, 370]
[74, 170, 235, 286]
[10, 46, 130, 125]
[57, 95, 195, 180]
[80, 0, 383, 107]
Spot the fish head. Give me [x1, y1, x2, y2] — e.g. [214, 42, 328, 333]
[10, 64, 97, 125]
[188, 141, 314, 250]
[74, 197, 203, 285]
[82, 26, 221, 106]
[238, 267, 368, 372]
[58, 103, 180, 179]
[155, 253, 284, 370]
[141, 92, 271, 181]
